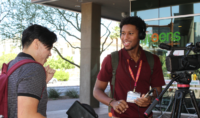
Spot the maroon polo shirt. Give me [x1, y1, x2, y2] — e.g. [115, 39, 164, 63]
[97, 47, 165, 118]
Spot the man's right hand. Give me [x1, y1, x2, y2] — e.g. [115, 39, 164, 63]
[111, 100, 129, 114]
[93, 80, 129, 114]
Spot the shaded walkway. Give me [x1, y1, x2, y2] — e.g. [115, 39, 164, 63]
[47, 99, 198, 118]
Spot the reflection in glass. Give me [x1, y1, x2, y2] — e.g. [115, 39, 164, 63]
[131, 1, 200, 81]
[194, 3, 200, 14]
[131, 1, 200, 18]
[143, 16, 199, 48]
[159, 7, 171, 18]
[172, 6, 179, 16]
[137, 9, 159, 19]
[194, 16, 200, 44]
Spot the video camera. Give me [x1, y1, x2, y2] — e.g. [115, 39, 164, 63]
[159, 42, 200, 72]
[159, 42, 200, 85]
[144, 42, 200, 117]
[144, 42, 200, 118]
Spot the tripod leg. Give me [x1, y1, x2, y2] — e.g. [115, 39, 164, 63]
[182, 99, 190, 113]
[171, 91, 179, 118]
[171, 90, 184, 118]
[177, 91, 184, 118]
[189, 90, 200, 117]
[171, 95, 176, 117]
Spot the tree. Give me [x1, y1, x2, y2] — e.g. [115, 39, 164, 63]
[0, 0, 12, 23]
[0, 0, 114, 68]
[44, 55, 75, 70]
[110, 24, 120, 51]
[0, 52, 17, 68]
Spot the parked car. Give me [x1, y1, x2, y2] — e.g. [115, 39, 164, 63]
[48, 78, 58, 84]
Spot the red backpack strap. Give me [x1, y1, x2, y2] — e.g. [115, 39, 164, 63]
[1, 61, 12, 75]
[7, 59, 43, 76]
[1, 63, 8, 75]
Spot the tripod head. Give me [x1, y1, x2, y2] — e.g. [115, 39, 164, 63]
[171, 71, 192, 90]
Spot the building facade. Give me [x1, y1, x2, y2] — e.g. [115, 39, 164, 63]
[130, 0, 200, 99]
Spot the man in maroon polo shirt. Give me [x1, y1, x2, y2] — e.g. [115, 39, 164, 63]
[93, 16, 165, 118]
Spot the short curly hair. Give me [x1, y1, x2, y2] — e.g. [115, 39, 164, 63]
[119, 16, 146, 35]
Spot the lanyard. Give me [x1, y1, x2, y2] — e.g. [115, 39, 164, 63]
[127, 59, 142, 92]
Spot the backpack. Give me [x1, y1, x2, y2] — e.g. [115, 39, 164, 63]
[67, 100, 98, 118]
[108, 50, 154, 116]
[0, 59, 41, 118]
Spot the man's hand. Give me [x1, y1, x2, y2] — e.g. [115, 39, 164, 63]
[45, 65, 56, 83]
[111, 100, 129, 114]
[134, 94, 151, 107]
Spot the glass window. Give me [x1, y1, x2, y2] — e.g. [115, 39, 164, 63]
[194, 16, 200, 43]
[142, 16, 199, 49]
[137, 9, 159, 19]
[172, 6, 179, 16]
[140, 15, 200, 82]
[131, 1, 200, 17]
[159, 7, 171, 18]
[194, 3, 200, 14]
[131, 0, 200, 110]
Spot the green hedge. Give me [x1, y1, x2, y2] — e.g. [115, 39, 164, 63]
[48, 88, 60, 99]
[65, 89, 79, 98]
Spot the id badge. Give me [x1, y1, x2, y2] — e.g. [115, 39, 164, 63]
[126, 91, 141, 103]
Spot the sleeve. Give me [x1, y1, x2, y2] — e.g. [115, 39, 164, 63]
[150, 55, 166, 87]
[17, 63, 46, 100]
[97, 55, 113, 82]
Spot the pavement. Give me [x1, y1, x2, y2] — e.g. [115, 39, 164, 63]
[46, 78, 198, 118]
[47, 98, 110, 118]
[47, 78, 110, 118]
[46, 98, 199, 118]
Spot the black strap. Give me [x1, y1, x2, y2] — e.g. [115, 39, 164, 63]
[110, 51, 119, 98]
[144, 50, 154, 75]
[108, 51, 119, 112]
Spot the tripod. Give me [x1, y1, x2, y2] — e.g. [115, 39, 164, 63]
[170, 86, 200, 118]
[144, 72, 200, 118]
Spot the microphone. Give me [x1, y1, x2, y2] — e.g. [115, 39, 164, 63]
[159, 43, 171, 50]
[196, 42, 200, 47]
[144, 89, 154, 98]
[193, 42, 200, 53]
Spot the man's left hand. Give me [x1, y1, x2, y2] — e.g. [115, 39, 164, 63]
[45, 65, 56, 83]
[134, 94, 151, 107]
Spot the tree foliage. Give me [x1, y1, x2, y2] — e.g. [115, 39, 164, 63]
[44, 55, 75, 70]
[54, 70, 69, 81]
[110, 24, 120, 50]
[0, 52, 17, 69]
[0, 0, 114, 68]
[0, 0, 12, 23]
[44, 55, 74, 81]
[110, 24, 120, 39]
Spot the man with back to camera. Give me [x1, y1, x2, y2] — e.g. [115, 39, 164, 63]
[93, 16, 165, 118]
[7, 24, 57, 118]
